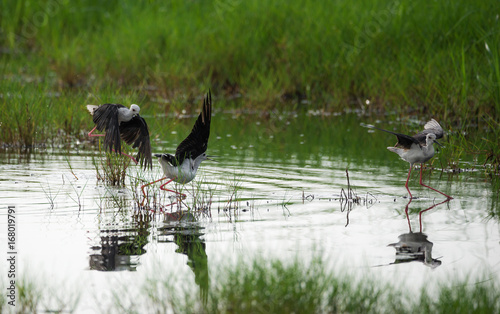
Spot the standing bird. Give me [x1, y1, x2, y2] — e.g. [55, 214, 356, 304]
[370, 119, 452, 199]
[87, 103, 152, 170]
[141, 91, 213, 204]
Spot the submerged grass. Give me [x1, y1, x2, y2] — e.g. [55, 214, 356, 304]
[16, 276, 41, 314]
[1, 272, 80, 314]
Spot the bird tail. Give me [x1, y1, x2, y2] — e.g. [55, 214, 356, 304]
[387, 147, 406, 160]
[154, 153, 163, 158]
[86, 105, 99, 115]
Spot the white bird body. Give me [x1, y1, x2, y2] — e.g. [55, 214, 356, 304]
[157, 153, 207, 184]
[387, 133, 437, 166]
[87, 104, 140, 124]
[117, 105, 140, 124]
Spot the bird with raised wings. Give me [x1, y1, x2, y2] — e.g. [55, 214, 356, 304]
[370, 119, 452, 199]
[87, 103, 152, 170]
[141, 91, 214, 205]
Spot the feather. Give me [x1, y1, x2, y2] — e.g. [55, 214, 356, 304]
[119, 115, 153, 170]
[175, 90, 212, 164]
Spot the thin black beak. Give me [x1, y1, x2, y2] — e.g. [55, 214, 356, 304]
[434, 140, 443, 147]
[206, 155, 219, 162]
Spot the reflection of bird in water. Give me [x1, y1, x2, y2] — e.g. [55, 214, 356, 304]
[384, 198, 450, 268]
[388, 232, 441, 268]
[368, 119, 452, 199]
[158, 214, 209, 303]
[89, 213, 151, 271]
[88, 228, 149, 271]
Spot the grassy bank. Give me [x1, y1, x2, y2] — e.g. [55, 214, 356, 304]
[1, 0, 499, 111]
[2, 257, 499, 313]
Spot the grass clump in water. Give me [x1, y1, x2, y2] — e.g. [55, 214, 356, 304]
[92, 144, 134, 186]
[419, 279, 500, 314]
[16, 276, 42, 314]
[208, 258, 331, 313]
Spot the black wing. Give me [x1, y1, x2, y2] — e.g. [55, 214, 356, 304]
[119, 115, 152, 170]
[175, 90, 212, 165]
[372, 126, 419, 149]
[92, 104, 125, 154]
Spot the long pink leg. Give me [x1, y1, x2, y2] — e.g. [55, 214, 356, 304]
[404, 166, 413, 199]
[88, 126, 104, 137]
[160, 179, 186, 198]
[141, 177, 168, 198]
[159, 178, 187, 208]
[419, 167, 453, 199]
[88, 127, 138, 164]
[140, 176, 168, 207]
[140, 177, 185, 208]
[113, 149, 138, 164]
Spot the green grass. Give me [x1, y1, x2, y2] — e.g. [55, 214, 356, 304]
[419, 280, 500, 314]
[1, 0, 499, 109]
[0, 80, 145, 147]
[3, 256, 499, 313]
[92, 147, 134, 186]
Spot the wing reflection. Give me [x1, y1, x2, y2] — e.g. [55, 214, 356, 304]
[89, 211, 151, 271]
[157, 211, 209, 303]
[387, 198, 450, 268]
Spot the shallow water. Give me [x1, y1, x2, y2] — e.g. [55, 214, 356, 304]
[0, 113, 499, 312]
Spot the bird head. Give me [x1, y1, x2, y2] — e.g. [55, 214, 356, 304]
[130, 104, 141, 116]
[199, 152, 218, 162]
[427, 133, 442, 146]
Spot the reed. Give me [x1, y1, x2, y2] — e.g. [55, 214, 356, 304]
[92, 146, 134, 187]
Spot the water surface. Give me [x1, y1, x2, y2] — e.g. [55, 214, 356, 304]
[0, 113, 498, 312]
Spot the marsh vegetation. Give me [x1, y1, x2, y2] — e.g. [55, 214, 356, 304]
[1, 0, 500, 312]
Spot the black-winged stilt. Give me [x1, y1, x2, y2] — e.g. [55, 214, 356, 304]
[371, 119, 452, 199]
[87, 103, 152, 170]
[141, 90, 213, 204]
